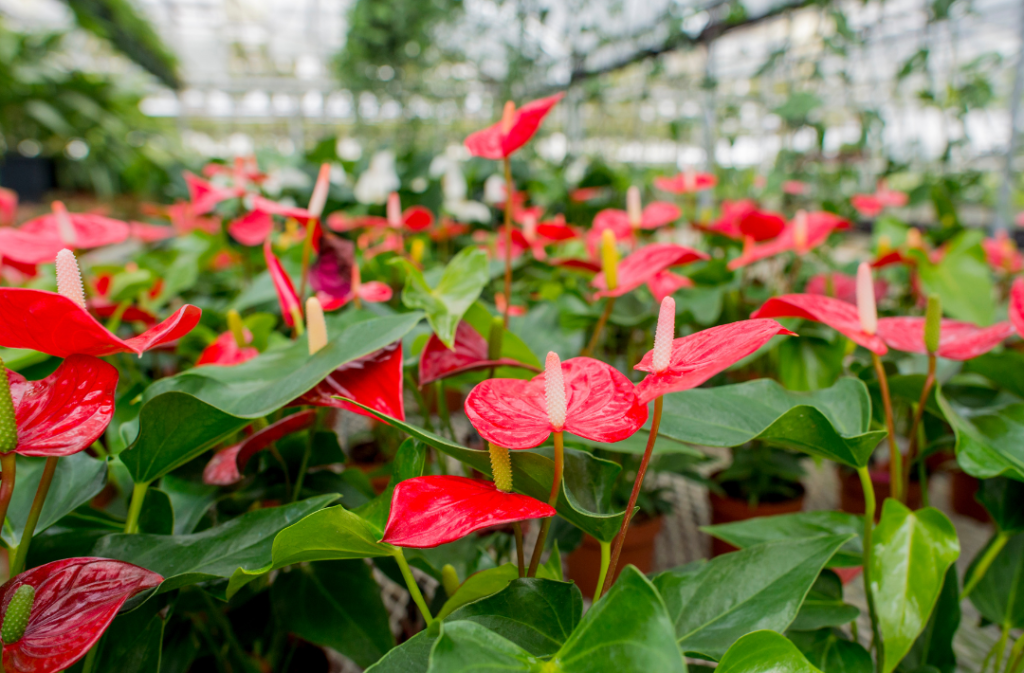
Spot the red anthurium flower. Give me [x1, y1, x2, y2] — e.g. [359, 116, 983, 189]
[196, 331, 259, 367]
[738, 209, 786, 242]
[654, 171, 717, 194]
[464, 93, 564, 160]
[634, 318, 796, 405]
[806, 272, 887, 305]
[399, 205, 434, 232]
[227, 210, 274, 246]
[1010, 278, 1024, 337]
[4, 355, 117, 457]
[592, 243, 708, 299]
[0, 186, 17, 226]
[646, 270, 693, 302]
[381, 476, 556, 548]
[87, 272, 159, 325]
[752, 294, 888, 354]
[727, 211, 849, 270]
[295, 341, 405, 421]
[592, 202, 680, 233]
[851, 194, 884, 218]
[184, 171, 245, 215]
[0, 203, 130, 265]
[129, 222, 175, 243]
[203, 156, 266, 186]
[876, 318, 1014, 360]
[167, 201, 221, 236]
[249, 196, 318, 224]
[0, 557, 162, 673]
[235, 410, 317, 474]
[264, 240, 302, 327]
[419, 321, 539, 386]
[982, 231, 1023, 274]
[698, 199, 758, 240]
[203, 444, 243, 486]
[465, 356, 647, 449]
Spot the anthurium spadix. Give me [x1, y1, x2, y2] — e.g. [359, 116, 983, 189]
[0, 250, 200, 358]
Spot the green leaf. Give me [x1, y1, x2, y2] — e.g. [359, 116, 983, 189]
[914, 230, 994, 325]
[702, 511, 864, 568]
[66, 597, 166, 673]
[2, 453, 107, 546]
[124, 313, 422, 483]
[272, 560, 394, 668]
[137, 487, 174, 535]
[899, 566, 959, 673]
[964, 350, 1024, 399]
[937, 387, 1024, 481]
[789, 570, 860, 632]
[161, 475, 218, 535]
[395, 247, 489, 348]
[463, 302, 541, 370]
[91, 494, 336, 594]
[427, 621, 534, 672]
[871, 499, 959, 673]
[343, 401, 626, 542]
[717, 631, 823, 673]
[965, 532, 1024, 629]
[778, 335, 846, 392]
[655, 378, 886, 468]
[789, 629, 872, 673]
[654, 534, 854, 660]
[437, 565, 520, 621]
[976, 478, 1024, 533]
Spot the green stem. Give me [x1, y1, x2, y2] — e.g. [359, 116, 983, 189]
[1006, 634, 1024, 673]
[581, 297, 616, 358]
[0, 453, 17, 540]
[603, 396, 663, 594]
[594, 540, 611, 600]
[292, 410, 319, 503]
[857, 466, 883, 673]
[527, 431, 564, 577]
[81, 641, 100, 673]
[904, 354, 936, 502]
[872, 353, 902, 504]
[502, 157, 514, 327]
[10, 457, 58, 576]
[995, 625, 1012, 673]
[405, 372, 434, 433]
[963, 531, 1011, 601]
[123, 480, 150, 535]
[394, 548, 434, 625]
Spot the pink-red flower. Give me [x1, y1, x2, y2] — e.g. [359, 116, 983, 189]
[465, 356, 647, 449]
[3, 355, 117, 457]
[699, 200, 783, 241]
[464, 94, 564, 160]
[752, 294, 888, 354]
[1010, 278, 1024, 337]
[592, 202, 681, 234]
[783, 180, 809, 195]
[592, 243, 707, 299]
[851, 181, 908, 218]
[728, 212, 849, 270]
[419, 321, 539, 386]
[0, 187, 17, 226]
[0, 557, 162, 673]
[875, 318, 1014, 360]
[654, 171, 717, 194]
[196, 331, 259, 367]
[184, 171, 245, 215]
[381, 476, 556, 548]
[0, 203, 130, 265]
[982, 231, 1023, 274]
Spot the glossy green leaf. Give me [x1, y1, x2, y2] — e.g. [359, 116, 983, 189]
[436, 562, 562, 622]
[124, 313, 422, 483]
[965, 350, 1024, 399]
[789, 570, 860, 632]
[778, 334, 846, 392]
[344, 401, 626, 542]
[137, 487, 174, 535]
[66, 598, 166, 673]
[702, 511, 864, 568]
[91, 494, 336, 594]
[913, 230, 994, 325]
[161, 475, 218, 535]
[272, 560, 394, 668]
[427, 621, 534, 672]
[976, 478, 1024, 533]
[937, 386, 1024, 481]
[655, 378, 886, 468]
[717, 631, 823, 673]
[2, 453, 107, 546]
[789, 629, 872, 673]
[395, 247, 489, 348]
[965, 532, 1024, 629]
[871, 500, 959, 673]
[899, 566, 959, 673]
[653, 534, 853, 660]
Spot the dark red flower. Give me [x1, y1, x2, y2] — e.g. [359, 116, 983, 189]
[0, 557, 162, 673]
[0, 288, 200, 358]
[465, 356, 647, 449]
[751, 294, 887, 354]
[876, 318, 1014, 360]
[464, 93, 564, 160]
[311, 235, 392, 310]
[4, 355, 117, 457]
[592, 243, 707, 299]
[196, 331, 259, 367]
[654, 172, 717, 194]
[419, 321, 539, 386]
[634, 318, 796, 404]
[295, 341, 405, 421]
[739, 209, 786, 242]
[381, 476, 556, 548]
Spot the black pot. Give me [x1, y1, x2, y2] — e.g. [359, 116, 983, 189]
[1, 154, 56, 202]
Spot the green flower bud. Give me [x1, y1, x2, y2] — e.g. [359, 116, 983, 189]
[0, 358, 18, 454]
[925, 295, 942, 354]
[1, 584, 35, 644]
[441, 564, 460, 598]
[487, 316, 504, 362]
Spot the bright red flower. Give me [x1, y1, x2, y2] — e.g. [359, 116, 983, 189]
[465, 356, 647, 449]
[699, 200, 759, 240]
[184, 171, 245, 215]
[739, 209, 786, 242]
[196, 331, 259, 367]
[0, 557, 162, 673]
[264, 240, 302, 327]
[381, 476, 556, 548]
[464, 93, 564, 160]
[295, 341, 405, 421]
[751, 294, 887, 354]
[806, 272, 887, 305]
[592, 243, 707, 299]
[654, 172, 717, 194]
[876, 318, 1014, 360]
[419, 321, 539, 386]
[1010, 278, 1024, 337]
[4, 355, 117, 457]
[0, 187, 18, 226]
[634, 319, 796, 405]
[0, 288, 200, 358]
[727, 211, 849, 270]
[982, 231, 1023, 274]
[0, 203, 130, 265]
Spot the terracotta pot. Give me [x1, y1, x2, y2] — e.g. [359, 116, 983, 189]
[708, 489, 805, 556]
[949, 469, 991, 523]
[566, 515, 662, 598]
[838, 464, 921, 521]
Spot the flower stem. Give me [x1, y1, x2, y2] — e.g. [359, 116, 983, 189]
[292, 410, 319, 503]
[582, 297, 616, 358]
[527, 431, 564, 577]
[394, 548, 433, 626]
[904, 354, 936, 502]
[1005, 633, 1024, 673]
[594, 539, 611, 600]
[993, 624, 1012, 673]
[872, 353, 902, 504]
[963, 531, 1011, 601]
[10, 457, 58, 576]
[502, 157, 514, 328]
[513, 522, 526, 578]
[603, 395, 663, 594]
[0, 453, 17, 539]
[123, 480, 150, 535]
[857, 466, 883, 673]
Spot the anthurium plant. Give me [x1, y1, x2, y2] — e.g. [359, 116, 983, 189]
[0, 92, 1022, 673]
